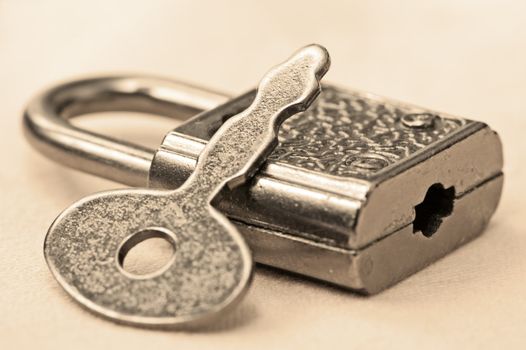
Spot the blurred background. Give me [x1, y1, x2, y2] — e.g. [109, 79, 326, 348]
[1, 1, 525, 349]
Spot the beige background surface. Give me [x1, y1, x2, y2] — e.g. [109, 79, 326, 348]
[1, 1, 525, 349]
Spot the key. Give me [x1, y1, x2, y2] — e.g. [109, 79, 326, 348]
[43, 45, 330, 328]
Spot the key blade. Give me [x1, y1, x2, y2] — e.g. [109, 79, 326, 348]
[184, 44, 331, 192]
[253, 44, 330, 126]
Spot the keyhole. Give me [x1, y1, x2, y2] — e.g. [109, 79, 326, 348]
[413, 183, 455, 237]
[117, 228, 177, 278]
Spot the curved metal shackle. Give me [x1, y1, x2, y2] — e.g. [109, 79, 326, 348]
[23, 76, 230, 187]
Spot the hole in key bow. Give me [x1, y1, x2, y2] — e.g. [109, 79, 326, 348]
[117, 227, 177, 278]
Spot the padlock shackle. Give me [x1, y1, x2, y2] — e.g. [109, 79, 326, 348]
[23, 76, 230, 186]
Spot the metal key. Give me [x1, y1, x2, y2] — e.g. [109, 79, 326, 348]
[43, 45, 330, 328]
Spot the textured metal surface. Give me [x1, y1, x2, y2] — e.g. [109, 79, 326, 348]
[43, 45, 330, 327]
[268, 86, 468, 179]
[175, 86, 470, 179]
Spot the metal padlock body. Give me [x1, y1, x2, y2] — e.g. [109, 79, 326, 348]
[150, 86, 503, 293]
[24, 77, 503, 294]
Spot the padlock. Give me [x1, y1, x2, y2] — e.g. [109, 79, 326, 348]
[24, 75, 503, 294]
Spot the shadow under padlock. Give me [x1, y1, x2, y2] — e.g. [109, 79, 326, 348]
[24, 56, 503, 298]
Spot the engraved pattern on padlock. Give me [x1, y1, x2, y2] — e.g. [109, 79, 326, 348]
[24, 73, 503, 294]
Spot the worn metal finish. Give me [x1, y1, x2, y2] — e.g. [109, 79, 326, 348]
[43, 45, 330, 327]
[24, 48, 504, 295]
